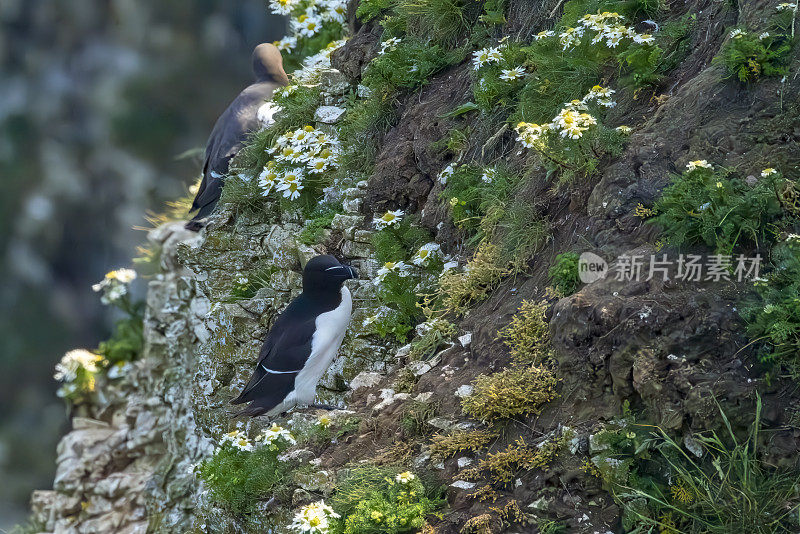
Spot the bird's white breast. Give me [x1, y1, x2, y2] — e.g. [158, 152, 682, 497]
[292, 286, 352, 403]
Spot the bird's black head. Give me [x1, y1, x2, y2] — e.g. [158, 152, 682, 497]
[302, 255, 358, 293]
[252, 43, 290, 85]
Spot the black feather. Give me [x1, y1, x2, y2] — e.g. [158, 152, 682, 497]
[186, 44, 288, 230]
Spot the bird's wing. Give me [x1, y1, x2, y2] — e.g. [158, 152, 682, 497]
[189, 82, 279, 215]
[230, 315, 317, 405]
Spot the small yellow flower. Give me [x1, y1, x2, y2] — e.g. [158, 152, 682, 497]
[449, 197, 459, 207]
[716, 181, 723, 188]
[370, 510, 383, 522]
[318, 414, 332, 428]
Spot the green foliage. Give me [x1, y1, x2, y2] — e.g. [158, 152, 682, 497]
[8, 517, 47, 534]
[368, 219, 437, 341]
[548, 252, 581, 296]
[429, 429, 499, 460]
[363, 37, 464, 95]
[716, 28, 793, 83]
[373, 218, 432, 263]
[330, 466, 445, 533]
[299, 203, 343, 245]
[97, 306, 144, 365]
[195, 441, 292, 516]
[357, 0, 394, 21]
[511, 42, 601, 122]
[609, 398, 800, 533]
[652, 166, 786, 254]
[490, 199, 550, 270]
[440, 163, 548, 263]
[462, 431, 572, 486]
[537, 519, 567, 534]
[234, 85, 323, 178]
[401, 400, 439, 436]
[497, 300, 552, 364]
[228, 265, 280, 301]
[337, 92, 398, 178]
[408, 318, 456, 360]
[479, 0, 508, 26]
[95, 275, 145, 366]
[217, 174, 274, 219]
[297, 414, 362, 447]
[437, 242, 510, 316]
[628, 15, 696, 85]
[746, 235, 800, 374]
[461, 364, 558, 421]
[395, 0, 472, 46]
[515, 97, 627, 184]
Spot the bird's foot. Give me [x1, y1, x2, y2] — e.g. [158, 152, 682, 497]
[308, 403, 337, 411]
[184, 220, 206, 232]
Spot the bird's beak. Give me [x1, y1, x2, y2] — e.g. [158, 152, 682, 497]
[326, 265, 358, 279]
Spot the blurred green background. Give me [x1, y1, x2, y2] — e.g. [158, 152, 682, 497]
[0, 0, 285, 526]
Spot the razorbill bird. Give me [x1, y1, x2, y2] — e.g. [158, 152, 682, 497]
[185, 43, 289, 231]
[230, 255, 358, 417]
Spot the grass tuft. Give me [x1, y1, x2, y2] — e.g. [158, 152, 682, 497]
[461, 364, 558, 422]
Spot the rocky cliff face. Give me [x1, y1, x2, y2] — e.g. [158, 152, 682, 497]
[23, 0, 800, 532]
[0, 1, 285, 519]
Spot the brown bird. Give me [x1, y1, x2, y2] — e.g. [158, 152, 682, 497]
[186, 43, 289, 231]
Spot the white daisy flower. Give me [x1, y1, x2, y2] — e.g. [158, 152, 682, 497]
[395, 471, 416, 484]
[686, 160, 713, 171]
[499, 66, 526, 81]
[321, 0, 347, 23]
[294, 14, 324, 37]
[260, 423, 296, 446]
[269, 0, 299, 16]
[472, 46, 502, 70]
[290, 501, 340, 534]
[481, 167, 497, 183]
[412, 242, 441, 266]
[54, 349, 104, 382]
[583, 85, 616, 107]
[275, 36, 298, 52]
[438, 164, 456, 185]
[220, 430, 254, 452]
[259, 165, 279, 194]
[761, 167, 777, 177]
[515, 121, 549, 147]
[374, 261, 411, 285]
[729, 28, 745, 39]
[373, 209, 404, 230]
[379, 36, 402, 55]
